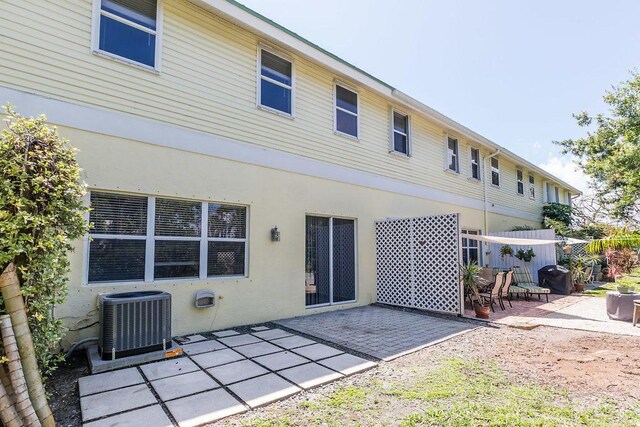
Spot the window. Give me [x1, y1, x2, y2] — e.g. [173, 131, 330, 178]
[335, 84, 358, 138]
[528, 174, 535, 199]
[94, 0, 160, 68]
[516, 169, 524, 195]
[470, 148, 480, 180]
[462, 229, 482, 266]
[87, 192, 247, 283]
[391, 110, 410, 155]
[259, 48, 293, 115]
[305, 216, 356, 306]
[491, 157, 500, 186]
[566, 192, 572, 207]
[447, 137, 459, 172]
[554, 186, 560, 203]
[545, 182, 552, 202]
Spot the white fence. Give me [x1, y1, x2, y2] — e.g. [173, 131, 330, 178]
[487, 229, 557, 283]
[375, 213, 461, 315]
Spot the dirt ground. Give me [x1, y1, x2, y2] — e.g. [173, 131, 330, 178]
[48, 324, 640, 426]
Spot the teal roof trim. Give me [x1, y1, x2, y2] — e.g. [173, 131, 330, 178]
[225, 0, 395, 90]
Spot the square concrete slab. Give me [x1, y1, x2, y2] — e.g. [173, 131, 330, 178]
[270, 335, 317, 349]
[233, 341, 283, 358]
[182, 339, 227, 355]
[80, 383, 157, 422]
[213, 329, 240, 337]
[228, 373, 300, 408]
[83, 404, 172, 427]
[151, 370, 219, 401]
[278, 363, 344, 390]
[183, 334, 207, 343]
[191, 348, 245, 368]
[78, 367, 144, 396]
[252, 328, 293, 340]
[318, 354, 377, 376]
[291, 343, 344, 361]
[217, 334, 262, 347]
[253, 351, 309, 371]
[207, 359, 269, 385]
[165, 388, 246, 427]
[140, 357, 200, 381]
[251, 326, 270, 331]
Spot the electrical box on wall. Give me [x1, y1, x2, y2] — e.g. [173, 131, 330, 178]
[195, 290, 216, 308]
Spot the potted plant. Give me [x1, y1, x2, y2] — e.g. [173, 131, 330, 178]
[569, 256, 589, 292]
[515, 247, 536, 262]
[500, 245, 514, 260]
[461, 261, 490, 319]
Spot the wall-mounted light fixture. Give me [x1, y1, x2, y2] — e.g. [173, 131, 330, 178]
[271, 226, 281, 242]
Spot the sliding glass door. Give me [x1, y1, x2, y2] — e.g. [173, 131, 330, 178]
[305, 216, 356, 307]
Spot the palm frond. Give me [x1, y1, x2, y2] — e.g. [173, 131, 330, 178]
[586, 232, 640, 253]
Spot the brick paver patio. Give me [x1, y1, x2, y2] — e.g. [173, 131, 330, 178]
[464, 292, 640, 336]
[274, 305, 478, 361]
[78, 327, 376, 426]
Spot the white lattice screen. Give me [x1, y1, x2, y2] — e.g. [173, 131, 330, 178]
[375, 214, 461, 314]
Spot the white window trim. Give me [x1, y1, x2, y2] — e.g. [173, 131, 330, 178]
[461, 229, 483, 266]
[83, 191, 249, 285]
[490, 157, 500, 187]
[528, 174, 536, 200]
[444, 134, 460, 174]
[305, 215, 358, 308]
[256, 43, 295, 118]
[91, 0, 163, 73]
[516, 169, 524, 196]
[468, 146, 481, 181]
[333, 80, 360, 140]
[389, 108, 411, 156]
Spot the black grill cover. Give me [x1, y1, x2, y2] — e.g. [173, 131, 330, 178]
[538, 265, 572, 295]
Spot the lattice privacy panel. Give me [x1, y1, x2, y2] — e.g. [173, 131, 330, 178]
[375, 214, 461, 314]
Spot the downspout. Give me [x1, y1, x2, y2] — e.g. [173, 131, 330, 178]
[484, 149, 501, 266]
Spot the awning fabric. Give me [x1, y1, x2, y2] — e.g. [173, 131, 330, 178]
[461, 234, 589, 246]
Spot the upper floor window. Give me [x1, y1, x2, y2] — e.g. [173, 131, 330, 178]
[259, 48, 293, 115]
[87, 192, 247, 283]
[516, 169, 524, 195]
[335, 84, 359, 138]
[447, 137, 459, 172]
[566, 192, 572, 206]
[554, 186, 560, 203]
[469, 148, 480, 180]
[94, 0, 159, 68]
[391, 110, 410, 155]
[490, 157, 500, 186]
[528, 174, 535, 199]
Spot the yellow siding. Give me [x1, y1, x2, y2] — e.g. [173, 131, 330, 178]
[0, 0, 570, 223]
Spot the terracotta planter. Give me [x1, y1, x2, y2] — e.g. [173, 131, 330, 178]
[574, 283, 585, 292]
[474, 305, 491, 319]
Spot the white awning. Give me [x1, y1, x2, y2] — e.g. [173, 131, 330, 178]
[461, 234, 589, 246]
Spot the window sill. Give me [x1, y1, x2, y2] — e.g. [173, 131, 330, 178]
[444, 168, 460, 175]
[388, 150, 411, 159]
[334, 130, 359, 142]
[92, 50, 160, 74]
[517, 193, 525, 197]
[257, 104, 295, 120]
[467, 177, 481, 183]
[491, 184, 501, 189]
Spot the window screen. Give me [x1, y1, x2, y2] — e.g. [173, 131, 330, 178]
[447, 137, 459, 172]
[392, 111, 409, 154]
[335, 85, 358, 137]
[491, 158, 500, 186]
[260, 50, 292, 114]
[470, 148, 480, 180]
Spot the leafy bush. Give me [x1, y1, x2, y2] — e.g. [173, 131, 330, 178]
[543, 202, 572, 227]
[0, 107, 89, 374]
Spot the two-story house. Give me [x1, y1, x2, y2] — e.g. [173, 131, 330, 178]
[0, 0, 580, 343]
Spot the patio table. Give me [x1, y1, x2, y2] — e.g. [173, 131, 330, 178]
[605, 291, 640, 321]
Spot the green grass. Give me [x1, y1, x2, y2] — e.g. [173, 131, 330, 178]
[584, 267, 640, 297]
[239, 358, 640, 427]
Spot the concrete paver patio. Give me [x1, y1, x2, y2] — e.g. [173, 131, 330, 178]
[274, 305, 478, 360]
[78, 327, 376, 426]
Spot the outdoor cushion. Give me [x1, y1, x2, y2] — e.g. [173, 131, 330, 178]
[511, 267, 550, 294]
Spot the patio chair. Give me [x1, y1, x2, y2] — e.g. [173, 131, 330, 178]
[584, 266, 594, 284]
[499, 271, 514, 309]
[511, 266, 550, 302]
[479, 272, 505, 312]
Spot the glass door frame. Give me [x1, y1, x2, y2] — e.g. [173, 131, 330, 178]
[305, 214, 358, 308]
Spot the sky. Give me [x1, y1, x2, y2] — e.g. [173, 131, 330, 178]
[238, 0, 640, 192]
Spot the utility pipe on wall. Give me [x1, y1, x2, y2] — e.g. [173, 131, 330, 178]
[483, 149, 501, 266]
